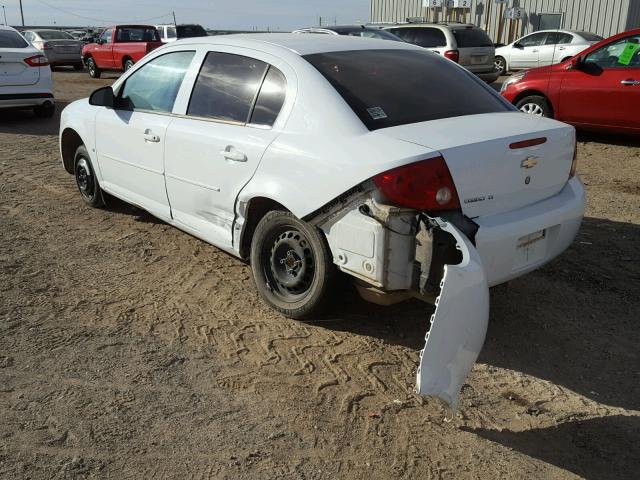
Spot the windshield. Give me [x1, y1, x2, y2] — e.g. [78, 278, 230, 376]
[176, 25, 207, 38]
[38, 30, 75, 40]
[304, 49, 510, 131]
[0, 30, 29, 48]
[452, 28, 493, 48]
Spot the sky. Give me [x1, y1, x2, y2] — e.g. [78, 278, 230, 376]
[1, 0, 371, 30]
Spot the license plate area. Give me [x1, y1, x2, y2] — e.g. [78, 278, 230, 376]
[471, 55, 487, 65]
[514, 229, 547, 268]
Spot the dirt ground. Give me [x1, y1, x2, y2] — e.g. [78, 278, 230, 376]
[0, 69, 638, 480]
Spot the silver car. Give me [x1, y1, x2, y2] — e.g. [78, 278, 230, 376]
[22, 29, 84, 70]
[382, 23, 500, 83]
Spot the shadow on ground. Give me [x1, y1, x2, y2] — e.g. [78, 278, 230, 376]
[464, 415, 640, 480]
[0, 101, 68, 136]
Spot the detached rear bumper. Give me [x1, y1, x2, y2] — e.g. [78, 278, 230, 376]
[475, 177, 585, 287]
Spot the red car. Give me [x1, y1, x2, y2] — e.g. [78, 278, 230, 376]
[82, 25, 162, 78]
[501, 28, 640, 134]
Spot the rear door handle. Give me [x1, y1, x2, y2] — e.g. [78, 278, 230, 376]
[143, 128, 160, 143]
[220, 146, 247, 162]
[621, 79, 640, 86]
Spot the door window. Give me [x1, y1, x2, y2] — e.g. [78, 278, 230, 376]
[187, 52, 268, 123]
[99, 29, 112, 44]
[518, 32, 547, 47]
[544, 32, 573, 45]
[249, 66, 287, 127]
[119, 51, 195, 113]
[584, 35, 640, 68]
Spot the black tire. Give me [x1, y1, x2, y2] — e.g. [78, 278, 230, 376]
[86, 57, 101, 78]
[250, 211, 336, 319]
[73, 63, 84, 71]
[124, 59, 134, 71]
[33, 102, 55, 118]
[515, 95, 553, 118]
[495, 56, 507, 76]
[74, 145, 104, 208]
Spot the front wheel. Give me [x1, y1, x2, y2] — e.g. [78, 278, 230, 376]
[86, 57, 101, 78]
[74, 145, 104, 208]
[124, 59, 134, 71]
[515, 95, 553, 118]
[250, 211, 336, 319]
[494, 56, 507, 76]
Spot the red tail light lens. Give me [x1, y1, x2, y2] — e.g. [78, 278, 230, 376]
[373, 156, 460, 211]
[444, 50, 460, 63]
[24, 55, 49, 67]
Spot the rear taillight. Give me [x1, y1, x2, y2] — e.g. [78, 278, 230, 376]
[569, 140, 578, 178]
[444, 50, 459, 63]
[373, 156, 460, 211]
[24, 55, 49, 67]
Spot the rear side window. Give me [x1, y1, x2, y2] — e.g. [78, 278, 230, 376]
[167, 27, 177, 39]
[176, 25, 207, 38]
[305, 49, 510, 131]
[0, 30, 29, 48]
[250, 66, 287, 127]
[188, 52, 268, 123]
[452, 28, 493, 48]
[38, 30, 74, 40]
[392, 28, 446, 48]
[545, 32, 573, 45]
[518, 32, 547, 47]
[116, 27, 159, 42]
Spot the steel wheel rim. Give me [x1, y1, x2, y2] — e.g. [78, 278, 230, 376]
[125, 61, 133, 70]
[87, 59, 95, 75]
[75, 158, 94, 199]
[263, 227, 316, 302]
[520, 102, 545, 116]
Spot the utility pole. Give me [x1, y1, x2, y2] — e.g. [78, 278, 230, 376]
[172, 10, 177, 25]
[2, 6, 7, 25]
[19, 0, 24, 26]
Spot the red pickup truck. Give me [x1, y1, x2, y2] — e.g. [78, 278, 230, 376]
[82, 25, 162, 78]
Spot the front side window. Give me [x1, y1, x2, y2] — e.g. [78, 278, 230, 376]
[305, 49, 510, 131]
[518, 32, 547, 47]
[119, 51, 195, 112]
[584, 35, 640, 68]
[0, 30, 29, 48]
[187, 52, 268, 123]
[250, 66, 287, 127]
[99, 29, 112, 44]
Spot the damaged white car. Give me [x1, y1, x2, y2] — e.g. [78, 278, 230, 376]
[59, 34, 585, 409]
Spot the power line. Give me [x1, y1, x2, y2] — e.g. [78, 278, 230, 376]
[30, 0, 174, 24]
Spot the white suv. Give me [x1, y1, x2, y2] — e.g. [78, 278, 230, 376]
[382, 23, 500, 83]
[0, 25, 54, 117]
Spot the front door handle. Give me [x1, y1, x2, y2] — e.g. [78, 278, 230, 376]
[220, 146, 247, 162]
[621, 79, 640, 86]
[143, 128, 160, 143]
[532, 49, 539, 53]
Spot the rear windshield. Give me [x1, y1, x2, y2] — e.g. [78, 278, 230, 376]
[304, 49, 510, 131]
[116, 27, 160, 42]
[176, 25, 207, 38]
[452, 28, 493, 48]
[38, 30, 74, 40]
[577, 32, 603, 42]
[0, 30, 29, 48]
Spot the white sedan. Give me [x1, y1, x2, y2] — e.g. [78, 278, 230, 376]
[495, 29, 602, 75]
[0, 25, 55, 117]
[59, 34, 585, 410]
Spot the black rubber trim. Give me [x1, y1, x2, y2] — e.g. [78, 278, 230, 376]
[0, 93, 54, 100]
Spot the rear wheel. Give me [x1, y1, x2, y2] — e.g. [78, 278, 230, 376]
[495, 56, 507, 76]
[515, 95, 553, 118]
[86, 57, 101, 78]
[250, 211, 335, 319]
[74, 145, 104, 208]
[124, 59, 134, 71]
[33, 102, 55, 118]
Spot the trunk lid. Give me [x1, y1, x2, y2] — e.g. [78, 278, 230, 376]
[0, 48, 41, 86]
[380, 112, 575, 218]
[48, 39, 83, 55]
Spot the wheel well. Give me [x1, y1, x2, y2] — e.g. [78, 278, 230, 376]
[61, 128, 84, 174]
[122, 56, 133, 68]
[512, 90, 555, 117]
[239, 197, 287, 259]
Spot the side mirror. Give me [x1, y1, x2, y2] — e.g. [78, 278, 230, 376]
[569, 56, 583, 69]
[89, 86, 115, 108]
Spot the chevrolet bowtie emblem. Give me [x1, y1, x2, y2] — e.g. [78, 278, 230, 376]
[521, 156, 539, 169]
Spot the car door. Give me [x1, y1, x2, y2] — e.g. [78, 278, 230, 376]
[510, 32, 548, 69]
[538, 32, 574, 66]
[92, 28, 114, 68]
[94, 50, 196, 220]
[558, 34, 640, 130]
[164, 49, 289, 249]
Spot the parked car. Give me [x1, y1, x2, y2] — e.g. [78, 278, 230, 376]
[0, 25, 55, 117]
[22, 29, 84, 70]
[381, 23, 500, 83]
[292, 25, 404, 41]
[81, 25, 162, 78]
[155, 24, 208, 43]
[501, 29, 640, 133]
[495, 29, 603, 75]
[59, 34, 584, 410]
